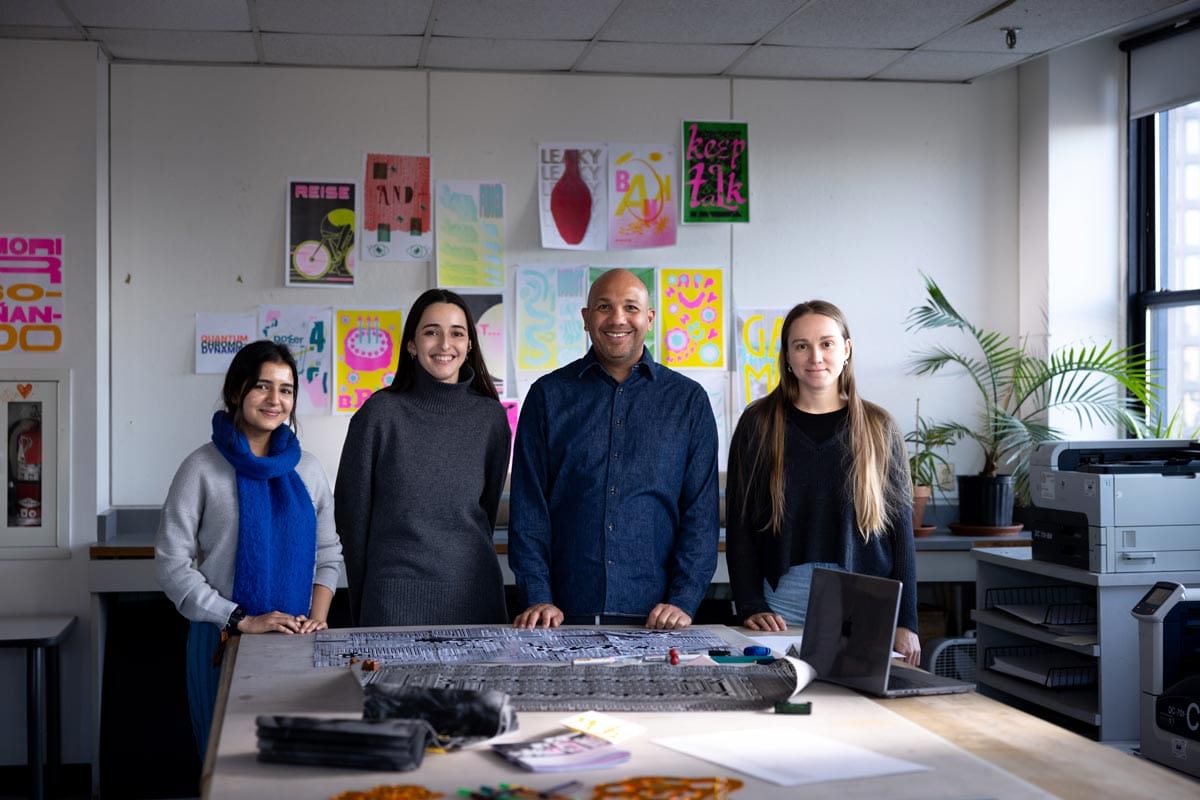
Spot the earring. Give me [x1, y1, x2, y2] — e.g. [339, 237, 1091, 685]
[786, 365, 792, 373]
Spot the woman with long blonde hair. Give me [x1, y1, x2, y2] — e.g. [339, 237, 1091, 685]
[725, 300, 920, 664]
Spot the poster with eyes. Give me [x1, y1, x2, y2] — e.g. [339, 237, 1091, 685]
[658, 268, 725, 369]
[361, 153, 432, 263]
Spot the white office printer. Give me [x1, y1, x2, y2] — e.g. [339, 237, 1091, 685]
[1131, 582, 1200, 778]
[1028, 440, 1200, 573]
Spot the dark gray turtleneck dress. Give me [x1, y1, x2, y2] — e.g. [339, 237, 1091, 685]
[334, 364, 511, 626]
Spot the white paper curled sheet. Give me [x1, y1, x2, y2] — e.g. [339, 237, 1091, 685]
[782, 655, 817, 696]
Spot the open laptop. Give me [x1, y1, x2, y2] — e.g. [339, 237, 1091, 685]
[795, 567, 974, 697]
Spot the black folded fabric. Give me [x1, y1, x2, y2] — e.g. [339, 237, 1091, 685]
[362, 685, 517, 749]
[255, 715, 436, 771]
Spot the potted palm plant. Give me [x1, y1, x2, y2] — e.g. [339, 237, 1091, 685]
[905, 274, 1152, 528]
[905, 399, 954, 534]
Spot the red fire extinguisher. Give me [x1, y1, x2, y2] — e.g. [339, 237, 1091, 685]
[9, 416, 41, 527]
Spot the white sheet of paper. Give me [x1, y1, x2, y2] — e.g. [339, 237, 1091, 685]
[744, 634, 801, 655]
[653, 727, 930, 786]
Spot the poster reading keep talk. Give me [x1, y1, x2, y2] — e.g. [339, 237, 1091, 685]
[681, 121, 749, 224]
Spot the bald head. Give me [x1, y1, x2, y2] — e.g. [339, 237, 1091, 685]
[582, 269, 655, 382]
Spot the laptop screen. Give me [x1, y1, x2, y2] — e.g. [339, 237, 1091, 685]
[798, 567, 902, 695]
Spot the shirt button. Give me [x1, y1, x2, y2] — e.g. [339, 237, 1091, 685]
[616, 419, 622, 426]
[610, 487, 617, 495]
[612, 452, 619, 459]
[607, 523, 613, 531]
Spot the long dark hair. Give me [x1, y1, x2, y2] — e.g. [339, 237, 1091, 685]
[739, 300, 905, 540]
[387, 288, 499, 401]
[221, 339, 300, 431]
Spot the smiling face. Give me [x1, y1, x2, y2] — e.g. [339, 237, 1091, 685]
[785, 312, 851, 404]
[407, 301, 470, 383]
[237, 361, 295, 446]
[581, 269, 655, 382]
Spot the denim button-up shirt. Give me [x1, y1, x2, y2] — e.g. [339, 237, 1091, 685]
[508, 349, 720, 618]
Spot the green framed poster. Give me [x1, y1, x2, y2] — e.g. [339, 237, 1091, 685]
[681, 120, 749, 223]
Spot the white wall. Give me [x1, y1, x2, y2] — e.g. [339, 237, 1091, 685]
[110, 66, 1019, 501]
[0, 39, 104, 765]
[1020, 37, 1127, 439]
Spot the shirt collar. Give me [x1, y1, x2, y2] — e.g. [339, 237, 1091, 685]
[576, 347, 659, 381]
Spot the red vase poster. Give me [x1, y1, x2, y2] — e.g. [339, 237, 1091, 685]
[538, 142, 607, 250]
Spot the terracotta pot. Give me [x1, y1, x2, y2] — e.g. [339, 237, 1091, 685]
[912, 484, 932, 530]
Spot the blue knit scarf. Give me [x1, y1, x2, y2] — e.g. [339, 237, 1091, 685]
[210, 411, 316, 617]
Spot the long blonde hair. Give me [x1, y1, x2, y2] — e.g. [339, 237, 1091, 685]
[739, 301, 909, 541]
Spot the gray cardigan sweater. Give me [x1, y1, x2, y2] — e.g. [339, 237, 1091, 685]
[154, 443, 343, 627]
[334, 366, 512, 626]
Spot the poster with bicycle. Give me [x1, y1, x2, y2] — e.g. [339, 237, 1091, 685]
[286, 179, 358, 287]
[361, 152, 433, 263]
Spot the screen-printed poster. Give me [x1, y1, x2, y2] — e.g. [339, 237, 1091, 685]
[538, 143, 607, 251]
[286, 180, 357, 287]
[195, 312, 257, 374]
[608, 144, 676, 250]
[258, 305, 333, 415]
[681, 121, 749, 224]
[460, 292, 507, 396]
[659, 268, 725, 369]
[0, 234, 64, 353]
[735, 308, 787, 407]
[435, 180, 505, 288]
[362, 153, 432, 263]
[333, 308, 402, 415]
[514, 265, 588, 371]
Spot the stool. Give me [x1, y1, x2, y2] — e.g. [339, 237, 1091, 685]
[0, 615, 77, 800]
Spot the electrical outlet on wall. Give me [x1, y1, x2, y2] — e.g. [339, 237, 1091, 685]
[937, 463, 956, 491]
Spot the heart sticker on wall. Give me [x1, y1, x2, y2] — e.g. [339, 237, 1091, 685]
[17, 384, 32, 398]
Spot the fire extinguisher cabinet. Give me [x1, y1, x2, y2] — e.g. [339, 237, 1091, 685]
[1, 369, 69, 557]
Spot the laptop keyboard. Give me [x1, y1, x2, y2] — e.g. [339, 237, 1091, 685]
[888, 668, 954, 690]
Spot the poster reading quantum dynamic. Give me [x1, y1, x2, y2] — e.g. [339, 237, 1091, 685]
[681, 121, 749, 224]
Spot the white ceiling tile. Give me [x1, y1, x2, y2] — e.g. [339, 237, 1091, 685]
[729, 45, 906, 80]
[64, 0, 249, 31]
[765, 0, 998, 48]
[874, 50, 1026, 82]
[601, 0, 800, 44]
[0, 0, 74, 26]
[99, 28, 256, 62]
[929, 0, 1183, 54]
[432, 0, 619, 40]
[257, 0, 433, 36]
[426, 37, 585, 71]
[262, 33, 422, 67]
[578, 41, 746, 75]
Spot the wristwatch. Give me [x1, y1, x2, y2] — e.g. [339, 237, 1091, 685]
[225, 605, 247, 635]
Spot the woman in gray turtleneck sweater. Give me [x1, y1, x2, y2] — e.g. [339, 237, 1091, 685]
[335, 289, 511, 626]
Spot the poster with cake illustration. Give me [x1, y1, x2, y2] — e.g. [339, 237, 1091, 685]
[333, 307, 402, 414]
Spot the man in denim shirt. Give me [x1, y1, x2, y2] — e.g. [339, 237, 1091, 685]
[509, 268, 720, 629]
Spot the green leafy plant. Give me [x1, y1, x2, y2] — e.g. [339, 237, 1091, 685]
[905, 273, 1153, 504]
[1134, 396, 1200, 439]
[905, 399, 954, 489]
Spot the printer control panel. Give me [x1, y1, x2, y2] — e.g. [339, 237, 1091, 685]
[1132, 582, 1187, 619]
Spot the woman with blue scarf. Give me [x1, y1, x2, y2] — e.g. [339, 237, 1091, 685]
[155, 340, 344, 759]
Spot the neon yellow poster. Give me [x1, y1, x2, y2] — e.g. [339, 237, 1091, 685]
[333, 308, 402, 415]
[659, 268, 725, 369]
[735, 308, 787, 406]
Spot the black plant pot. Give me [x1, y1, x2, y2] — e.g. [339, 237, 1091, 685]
[956, 474, 1015, 527]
